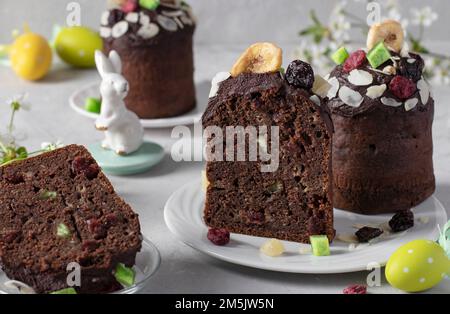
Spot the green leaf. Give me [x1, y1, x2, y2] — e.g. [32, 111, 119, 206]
[16, 146, 28, 159]
[409, 36, 429, 54]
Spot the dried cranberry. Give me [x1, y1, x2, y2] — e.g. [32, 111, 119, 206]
[389, 209, 414, 232]
[104, 213, 118, 227]
[389, 75, 417, 100]
[108, 9, 125, 24]
[72, 157, 100, 180]
[207, 228, 230, 246]
[343, 284, 367, 294]
[122, 0, 138, 13]
[285, 60, 315, 89]
[343, 50, 367, 73]
[355, 226, 383, 243]
[87, 218, 107, 240]
[398, 54, 424, 82]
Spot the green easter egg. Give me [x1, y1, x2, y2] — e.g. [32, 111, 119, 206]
[55, 26, 102, 68]
[385, 239, 450, 293]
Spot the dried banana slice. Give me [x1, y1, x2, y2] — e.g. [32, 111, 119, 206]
[230, 42, 282, 77]
[367, 19, 404, 53]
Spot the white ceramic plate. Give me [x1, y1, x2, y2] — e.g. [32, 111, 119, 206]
[164, 180, 448, 274]
[69, 81, 210, 128]
[0, 237, 161, 294]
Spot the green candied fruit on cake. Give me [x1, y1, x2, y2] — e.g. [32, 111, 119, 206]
[56, 223, 71, 238]
[50, 287, 77, 294]
[331, 47, 349, 65]
[114, 263, 136, 287]
[139, 0, 160, 10]
[367, 42, 392, 69]
[310, 235, 330, 256]
[84, 97, 101, 114]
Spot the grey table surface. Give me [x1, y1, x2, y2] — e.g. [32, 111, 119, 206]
[0, 43, 449, 294]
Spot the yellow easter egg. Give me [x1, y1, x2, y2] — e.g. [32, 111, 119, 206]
[385, 239, 450, 292]
[55, 26, 103, 68]
[10, 33, 52, 81]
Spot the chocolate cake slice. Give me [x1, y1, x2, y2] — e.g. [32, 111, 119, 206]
[202, 44, 334, 243]
[0, 145, 142, 294]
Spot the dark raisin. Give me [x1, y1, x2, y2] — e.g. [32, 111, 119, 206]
[246, 211, 265, 225]
[389, 209, 414, 232]
[398, 53, 424, 82]
[207, 228, 230, 246]
[285, 60, 315, 89]
[389, 75, 417, 100]
[343, 50, 367, 73]
[343, 284, 367, 294]
[108, 9, 125, 25]
[355, 226, 383, 243]
[104, 213, 118, 227]
[87, 218, 107, 240]
[82, 240, 99, 252]
[72, 157, 99, 180]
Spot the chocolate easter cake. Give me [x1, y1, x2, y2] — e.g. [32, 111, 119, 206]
[326, 20, 435, 214]
[202, 43, 334, 243]
[100, 0, 196, 119]
[0, 145, 142, 294]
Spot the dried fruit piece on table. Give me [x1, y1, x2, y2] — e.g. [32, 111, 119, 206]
[207, 228, 230, 246]
[389, 209, 414, 232]
[260, 238, 285, 257]
[310, 235, 330, 256]
[367, 19, 404, 52]
[285, 60, 315, 89]
[355, 226, 383, 243]
[343, 284, 367, 294]
[230, 42, 282, 77]
[343, 50, 366, 73]
[367, 42, 392, 69]
[331, 47, 349, 65]
[389, 76, 416, 100]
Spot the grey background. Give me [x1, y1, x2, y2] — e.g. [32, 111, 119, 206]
[0, 0, 449, 44]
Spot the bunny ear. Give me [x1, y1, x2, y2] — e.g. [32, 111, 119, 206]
[109, 50, 122, 74]
[95, 50, 112, 78]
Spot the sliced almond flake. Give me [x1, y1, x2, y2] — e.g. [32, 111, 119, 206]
[160, 2, 182, 9]
[101, 11, 110, 26]
[309, 95, 321, 106]
[99, 27, 112, 38]
[366, 84, 387, 99]
[327, 77, 339, 99]
[348, 69, 373, 86]
[162, 10, 184, 17]
[311, 75, 331, 98]
[125, 12, 139, 23]
[173, 17, 184, 29]
[112, 21, 129, 38]
[157, 15, 178, 31]
[407, 58, 416, 64]
[180, 15, 193, 26]
[405, 98, 418, 111]
[140, 12, 150, 25]
[137, 23, 159, 39]
[381, 97, 402, 107]
[417, 79, 430, 104]
[336, 233, 358, 243]
[324, 73, 330, 80]
[400, 42, 411, 58]
[209, 72, 231, 98]
[339, 86, 363, 108]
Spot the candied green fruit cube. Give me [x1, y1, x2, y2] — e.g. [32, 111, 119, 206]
[50, 288, 77, 294]
[114, 263, 136, 287]
[367, 42, 392, 69]
[57, 223, 71, 238]
[331, 47, 349, 65]
[139, 0, 160, 10]
[310, 235, 330, 256]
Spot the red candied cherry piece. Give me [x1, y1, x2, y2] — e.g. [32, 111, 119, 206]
[343, 50, 367, 73]
[207, 228, 230, 246]
[343, 284, 367, 294]
[389, 75, 417, 100]
[122, 0, 138, 13]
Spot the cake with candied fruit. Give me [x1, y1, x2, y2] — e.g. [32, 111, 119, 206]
[202, 43, 335, 243]
[0, 145, 142, 294]
[326, 20, 435, 214]
[100, 0, 196, 118]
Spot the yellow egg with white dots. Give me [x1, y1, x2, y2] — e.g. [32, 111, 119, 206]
[10, 32, 52, 81]
[385, 239, 450, 292]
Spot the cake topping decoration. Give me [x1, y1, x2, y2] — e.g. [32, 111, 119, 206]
[404, 98, 418, 111]
[331, 47, 349, 65]
[137, 23, 159, 39]
[209, 72, 231, 98]
[122, 0, 139, 12]
[125, 12, 139, 23]
[367, 19, 404, 53]
[343, 50, 366, 73]
[366, 84, 387, 99]
[367, 42, 392, 69]
[100, 27, 112, 38]
[311, 75, 332, 98]
[157, 15, 178, 31]
[389, 75, 416, 99]
[417, 79, 430, 104]
[399, 54, 425, 82]
[381, 97, 402, 107]
[338, 86, 363, 108]
[101, 11, 111, 25]
[347, 69, 373, 86]
[327, 77, 340, 98]
[230, 42, 282, 77]
[111, 20, 129, 38]
[382, 65, 396, 75]
[139, 0, 160, 10]
[309, 95, 321, 106]
[285, 60, 315, 89]
[139, 12, 150, 25]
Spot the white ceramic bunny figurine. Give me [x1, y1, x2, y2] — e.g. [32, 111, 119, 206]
[94, 50, 143, 155]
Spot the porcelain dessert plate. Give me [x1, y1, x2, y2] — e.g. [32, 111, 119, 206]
[0, 237, 161, 294]
[70, 81, 209, 128]
[164, 180, 448, 274]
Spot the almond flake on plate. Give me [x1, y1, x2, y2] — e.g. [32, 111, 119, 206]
[347, 70, 373, 86]
[366, 84, 386, 99]
[405, 98, 418, 111]
[339, 86, 363, 108]
[381, 97, 402, 107]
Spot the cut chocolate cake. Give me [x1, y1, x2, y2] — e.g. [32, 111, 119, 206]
[202, 43, 334, 243]
[0, 145, 142, 293]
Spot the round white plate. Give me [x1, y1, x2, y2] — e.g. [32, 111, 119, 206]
[164, 180, 448, 274]
[69, 81, 210, 128]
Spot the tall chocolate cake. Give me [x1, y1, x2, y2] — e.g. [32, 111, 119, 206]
[202, 43, 335, 243]
[326, 20, 435, 214]
[100, 0, 196, 119]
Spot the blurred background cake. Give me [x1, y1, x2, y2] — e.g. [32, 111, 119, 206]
[327, 20, 435, 214]
[100, 0, 196, 119]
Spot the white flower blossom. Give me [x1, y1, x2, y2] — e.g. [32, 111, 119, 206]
[7, 93, 31, 111]
[411, 6, 438, 27]
[329, 15, 351, 43]
[41, 141, 64, 152]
